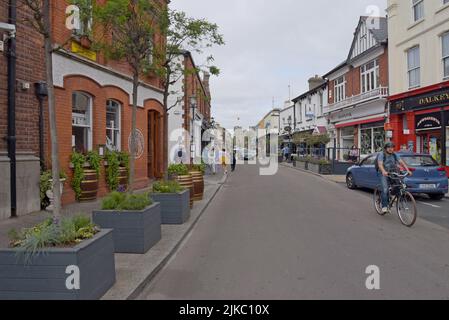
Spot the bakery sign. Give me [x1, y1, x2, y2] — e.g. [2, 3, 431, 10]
[391, 87, 449, 114]
[415, 112, 442, 130]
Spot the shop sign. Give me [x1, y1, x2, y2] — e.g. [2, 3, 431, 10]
[71, 41, 97, 61]
[415, 112, 441, 130]
[390, 87, 449, 114]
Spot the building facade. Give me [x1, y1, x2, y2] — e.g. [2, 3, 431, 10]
[292, 76, 328, 137]
[168, 52, 212, 165]
[257, 109, 281, 155]
[387, 0, 449, 175]
[324, 16, 389, 159]
[1, 3, 44, 220]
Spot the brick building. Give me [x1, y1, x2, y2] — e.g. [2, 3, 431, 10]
[1, 2, 45, 220]
[167, 51, 212, 164]
[324, 16, 389, 160]
[0, 0, 169, 218]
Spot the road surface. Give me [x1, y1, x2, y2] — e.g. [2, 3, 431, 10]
[139, 164, 449, 300]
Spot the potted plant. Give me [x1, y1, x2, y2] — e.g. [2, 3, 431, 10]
[40, 170, 68, 211]
[168, 164, 194, 208]
[150, 180, 190, 225]
[92, 192, 161, 254]
[70, 151, 102, 202]
[189, 164, 206, 201]
[0, 215, 115, 300]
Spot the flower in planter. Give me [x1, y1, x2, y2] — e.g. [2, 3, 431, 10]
[8, 215, 99, 263]
[153, 180, 185, 194]
[101, 192, 152, 211]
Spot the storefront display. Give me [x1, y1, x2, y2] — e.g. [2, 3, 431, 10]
[360, 121, 385, 155]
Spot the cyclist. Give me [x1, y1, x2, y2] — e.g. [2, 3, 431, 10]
[377, 142, 413, 214]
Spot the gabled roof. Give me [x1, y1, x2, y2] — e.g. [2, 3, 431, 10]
[347, 16, 388, 61]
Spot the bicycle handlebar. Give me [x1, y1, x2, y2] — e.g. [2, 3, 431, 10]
[388, 172, 409, 179]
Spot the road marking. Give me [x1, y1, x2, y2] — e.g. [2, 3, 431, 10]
[418, 201, 442, 209]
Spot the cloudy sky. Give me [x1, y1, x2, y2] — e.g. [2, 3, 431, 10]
[171, 0, 387, 130]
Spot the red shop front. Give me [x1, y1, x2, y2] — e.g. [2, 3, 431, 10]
[389, 81, 449, 177]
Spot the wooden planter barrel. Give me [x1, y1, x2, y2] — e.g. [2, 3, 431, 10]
[118, 167, 128, 188]
[80, 169, 99, 201]
[189, 171, 204, 201]
[176, 174, 194, 208]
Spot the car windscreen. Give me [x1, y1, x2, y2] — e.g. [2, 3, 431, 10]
[400, 155, 439, 167]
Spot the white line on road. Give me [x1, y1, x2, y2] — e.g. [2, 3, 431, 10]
[418, 201, 442, 209]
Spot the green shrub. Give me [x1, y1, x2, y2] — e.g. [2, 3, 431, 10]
[105, 151, 121, 191]
[152, 180, 185, 194]
[9, 215, 98, 262]
[101, 192, 152, 211]
[39, 171, 67, 208]
[168, 164, 189, 176]
[190, 163, 206, 174]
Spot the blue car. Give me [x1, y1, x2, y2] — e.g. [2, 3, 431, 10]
[346, 152, 449, 200]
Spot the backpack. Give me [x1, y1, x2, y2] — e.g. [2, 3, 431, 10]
[375, 152, 399, 172]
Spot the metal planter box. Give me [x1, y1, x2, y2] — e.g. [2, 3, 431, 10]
[0, 229, 116, 300]
[150, 190, 190, 225]
[308, 163, 332, 175]
[297, 161, 308, 170]
[92, 203, 161, 254]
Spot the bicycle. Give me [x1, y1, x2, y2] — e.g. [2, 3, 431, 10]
[373, 172, 418, 227]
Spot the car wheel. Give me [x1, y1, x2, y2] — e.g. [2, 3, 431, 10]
[428, 194, 445, 201]
[346, 173, 357, 190]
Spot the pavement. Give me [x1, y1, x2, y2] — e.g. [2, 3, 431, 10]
[138, 164, 449, 300]
[0, 172, 227, 300]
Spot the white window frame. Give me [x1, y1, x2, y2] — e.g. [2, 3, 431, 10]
[442, 32, 449, 80]
[72, 92, 93, 152]
[407, 46, 421, 89]
[412, 0, 424, 23]
[360, 59, 380, 93]
[334, 76, 346, 103]
[106, 100, 121, 151]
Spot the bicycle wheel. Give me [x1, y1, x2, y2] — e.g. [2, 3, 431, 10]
[396, 192, 417, 227]
[373, 189, 386, 216]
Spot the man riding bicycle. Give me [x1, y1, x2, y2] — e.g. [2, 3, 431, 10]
[377, 142, 413, 214]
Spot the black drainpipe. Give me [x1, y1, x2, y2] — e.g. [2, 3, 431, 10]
[35, 82, 48, 171]
[6, 0, 17, 218]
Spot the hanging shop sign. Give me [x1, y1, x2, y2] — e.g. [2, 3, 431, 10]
[415, 112, 442, 131]
[390, 87, 449, 114]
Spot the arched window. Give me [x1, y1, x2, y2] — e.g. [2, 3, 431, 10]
[72, 92, 92, 153]
[106, 100, 121, 151]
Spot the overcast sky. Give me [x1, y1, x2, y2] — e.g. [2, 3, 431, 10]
[171, 0, 387, 130]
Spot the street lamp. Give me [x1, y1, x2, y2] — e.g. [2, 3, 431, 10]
[189, 95, 197, 161]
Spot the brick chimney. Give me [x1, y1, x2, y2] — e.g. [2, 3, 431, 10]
[308, 75, 325, 90]
[202, 72, 211, 100]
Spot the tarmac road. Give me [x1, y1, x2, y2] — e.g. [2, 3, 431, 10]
[139, 164, 449, 300]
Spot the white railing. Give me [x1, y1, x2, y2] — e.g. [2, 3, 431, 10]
[325, 87, 389, 113]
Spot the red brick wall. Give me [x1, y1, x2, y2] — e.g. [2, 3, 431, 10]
[54, 75, 165, 204]
[0, 3, 45, 155]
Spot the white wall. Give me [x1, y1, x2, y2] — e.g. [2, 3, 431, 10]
[294, 86, 328, 132]
[280, 106, 295, 135]
[388, 0, 449, 95]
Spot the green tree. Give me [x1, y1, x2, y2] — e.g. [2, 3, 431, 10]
[76, 0, 161, 192]
[154, 9, 225, 178]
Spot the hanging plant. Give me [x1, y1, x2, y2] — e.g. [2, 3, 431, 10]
[70, 151, 86, 201]
[105, 151, 120, 191]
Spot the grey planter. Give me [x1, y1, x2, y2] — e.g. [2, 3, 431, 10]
[92, 203, 161, 254]
[308, 163, 332, 175]
[150, 190, 190, 225]
[297, 161, 308, 170]
[0, 229, 115, 300]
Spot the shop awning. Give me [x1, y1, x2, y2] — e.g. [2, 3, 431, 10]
[335, 116, 385, 129]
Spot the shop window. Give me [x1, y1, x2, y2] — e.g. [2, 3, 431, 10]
[360, 124, 385, 155]
[407, 46, 420, 88]
[106, 100, 121, 151]
[72, 92, 92, 153]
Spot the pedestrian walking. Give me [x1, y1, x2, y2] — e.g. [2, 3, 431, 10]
[283, 145, 290, 162]
[221, 149, 228, 174]
[231, 150, 237, 172]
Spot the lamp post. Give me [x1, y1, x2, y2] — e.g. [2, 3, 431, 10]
[189, 95, 197, 163]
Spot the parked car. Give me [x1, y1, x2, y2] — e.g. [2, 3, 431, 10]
[346, 152, 448, 200]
